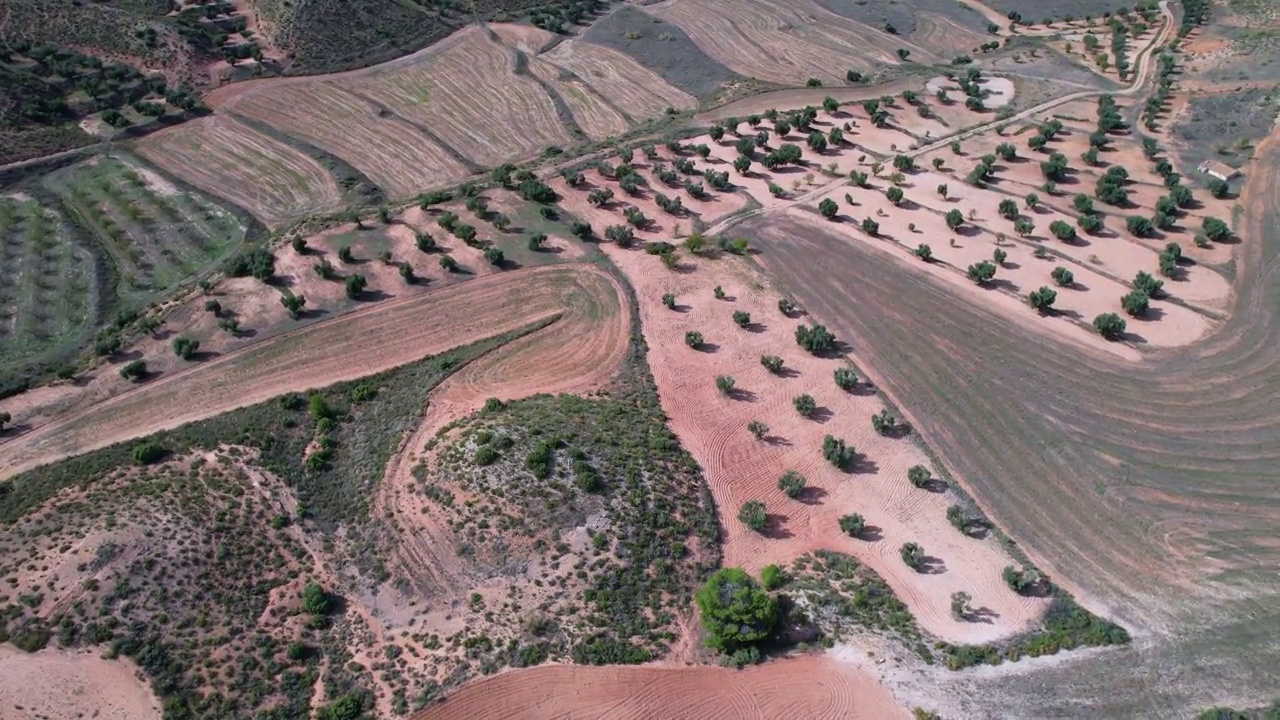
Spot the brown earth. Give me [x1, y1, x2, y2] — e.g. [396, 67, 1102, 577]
[645, 0, 931, 84]
[416, 653, 907, 720]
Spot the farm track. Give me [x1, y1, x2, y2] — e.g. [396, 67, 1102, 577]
[743, 129, 1280, 714]
[0, 264, 614, 481]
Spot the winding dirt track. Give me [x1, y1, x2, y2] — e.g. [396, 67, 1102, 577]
[416, 654, 906, 720]
[0, 265, 617, 481]
[375, 265, 631, 599]
[745, 130, 1280, 714]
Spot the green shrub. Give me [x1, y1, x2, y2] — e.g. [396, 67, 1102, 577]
[132, 442, 166, 466]
[777, 471, 805, 498]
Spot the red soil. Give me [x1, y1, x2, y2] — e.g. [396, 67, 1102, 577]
[416, 653, 906, 720]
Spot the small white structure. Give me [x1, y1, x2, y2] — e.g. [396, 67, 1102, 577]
[1197, 160, 1240, 182]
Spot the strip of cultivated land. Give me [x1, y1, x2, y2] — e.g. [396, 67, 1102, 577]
[742, 134, 1280, 713]
[0, 264, 618, 481]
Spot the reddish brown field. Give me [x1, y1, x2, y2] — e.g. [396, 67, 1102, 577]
[416, 654, 906, 720]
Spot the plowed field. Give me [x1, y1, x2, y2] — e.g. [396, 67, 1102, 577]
[417, 654, 906, 720]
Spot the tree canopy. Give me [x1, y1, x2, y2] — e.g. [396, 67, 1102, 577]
[695, 568, 778, 653]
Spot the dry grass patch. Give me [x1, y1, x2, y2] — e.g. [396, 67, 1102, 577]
[645, 0, 929, 85]
[134, 115, 342, 228]
[358, 25, 573, 166]
[227, 83, 470, 197]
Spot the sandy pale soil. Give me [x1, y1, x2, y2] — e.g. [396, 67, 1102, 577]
[417, 653, 906, 720]
[0, 644, 160, 720]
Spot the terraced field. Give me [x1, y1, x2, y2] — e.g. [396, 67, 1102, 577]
[541, 38, 699, 117]
[44, 155, 247, 304]
[134, 115, 344, 228]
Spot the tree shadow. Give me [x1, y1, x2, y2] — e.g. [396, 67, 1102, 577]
[1131, 306, 1166, 322]
[880, 422, 913, 440]
[850, 454, 879, 475]
[918, 555, 947, 575]
[806, 406, 834, 424]
[964, 606, 999, 624]
[774, 366, 801, 379]
[856, 524, 884, 542]
[763, 435, 792, 447]
[355, 289, 393, 303]
[744, 322, 768, 333]
[987, 278, 1020, 293]
[727, 388, 758, 402]
[797, 486, 828, 505]
[760, 514, 794, 540]
[1119, 330, 1149, 346]
[923, 478, 949, 494]
[0, 422, 34, 439]
[694, 342, 721, 353]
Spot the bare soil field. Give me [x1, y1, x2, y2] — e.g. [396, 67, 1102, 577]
[354, 267, 632, 714]
[644, 0, 929, 86]
[134, 115, 343, 228]
[0, 265, 610, 481]
[0, 644, 159, 720]
[417, 653, 906, 720]
[735, 130, 1280, 715]
[526, 54, 632, 141]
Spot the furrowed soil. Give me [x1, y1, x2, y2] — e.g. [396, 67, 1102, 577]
[735, 130, 1280, 715]
[0, 265, 613, 480]
[415, 653, 906, 720]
